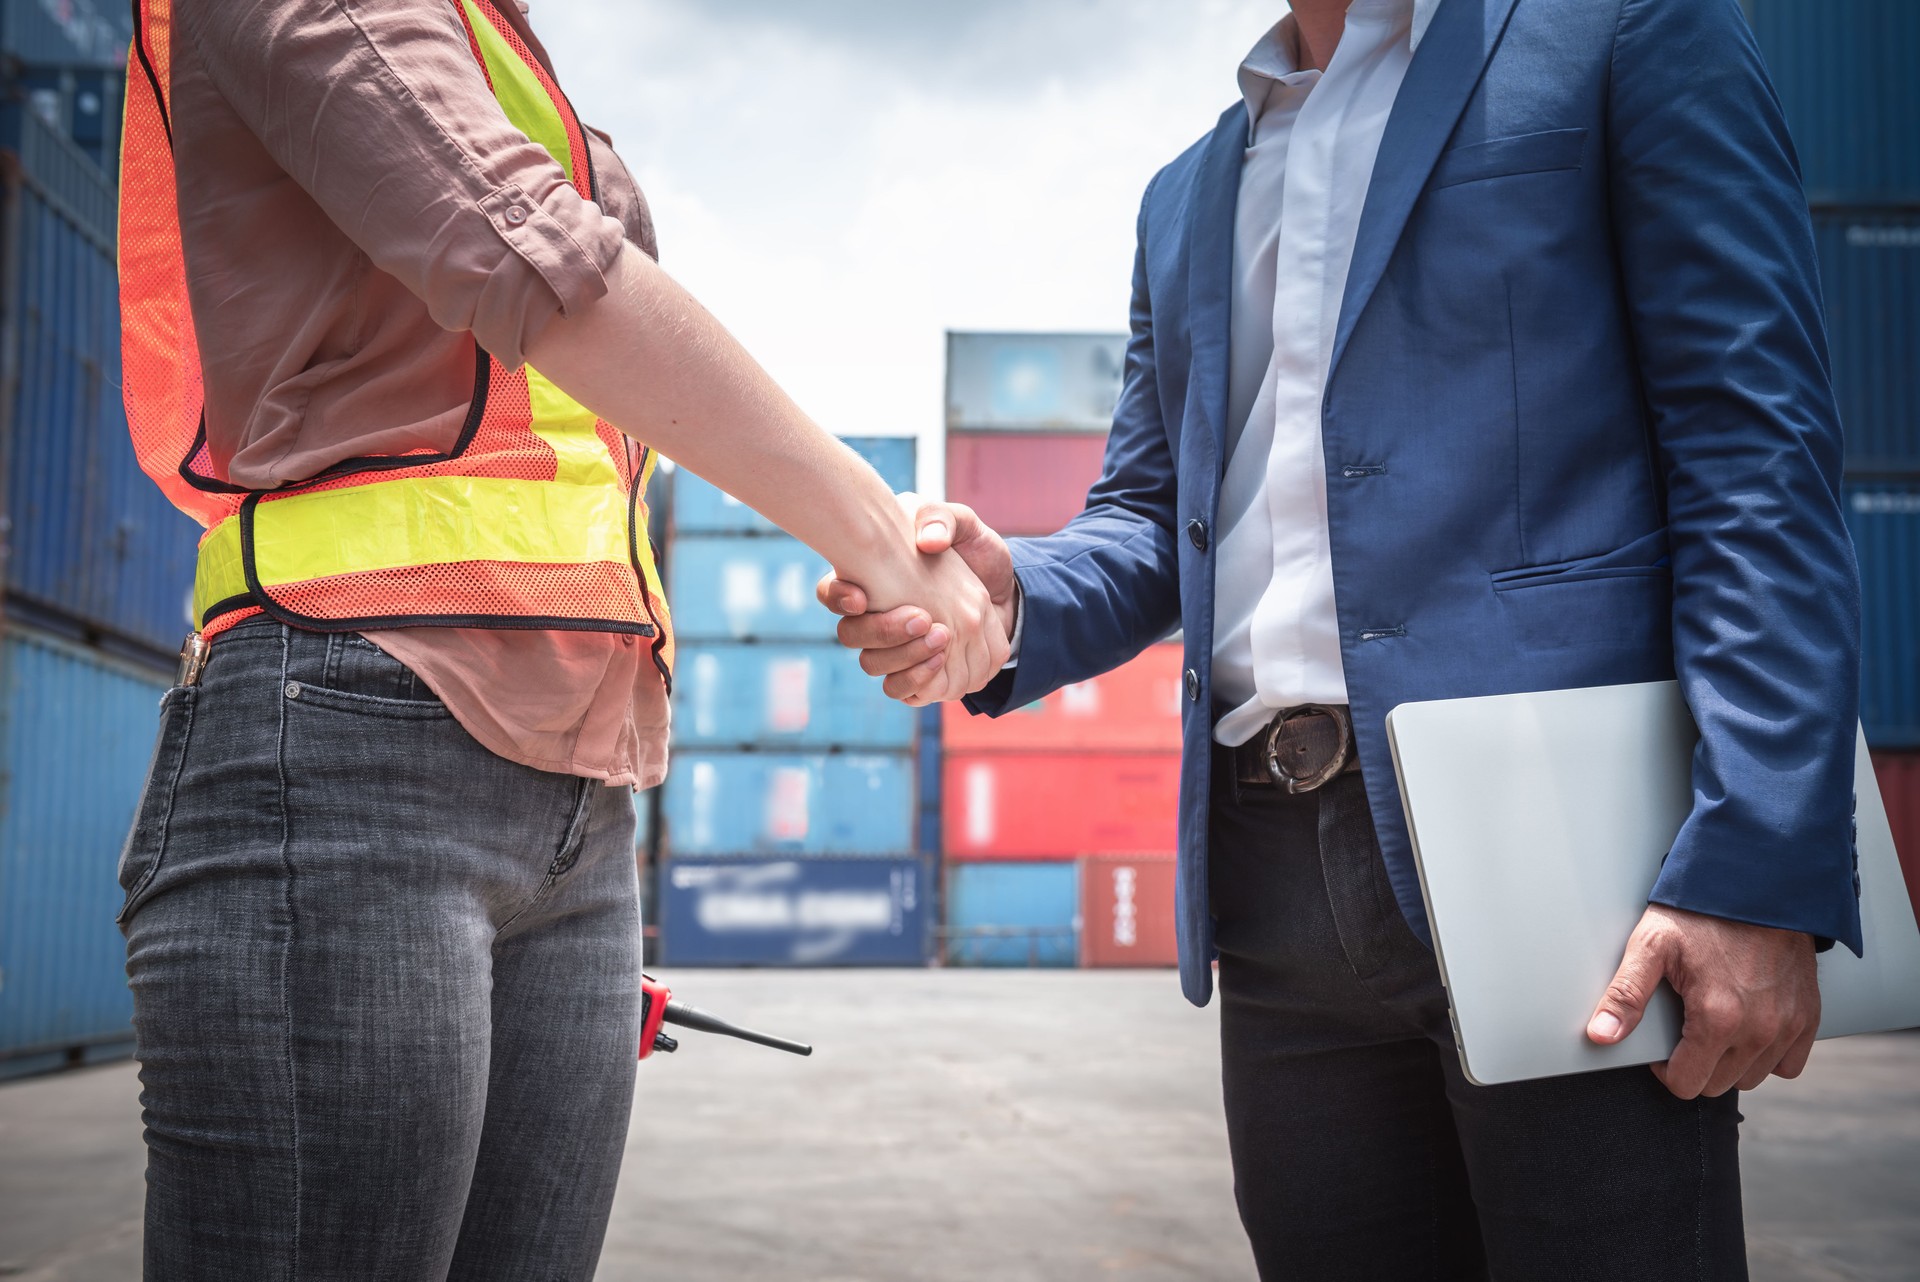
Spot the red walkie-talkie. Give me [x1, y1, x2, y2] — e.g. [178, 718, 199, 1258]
[638, 975, 813, 1060]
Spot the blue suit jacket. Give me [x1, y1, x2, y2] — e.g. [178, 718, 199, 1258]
[966, 0, 1863, 1005]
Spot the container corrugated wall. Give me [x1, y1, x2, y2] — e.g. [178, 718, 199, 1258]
[945, 333, 1126, 434]
[1746, 0, 1920, 206]
[1844, 481, 1920, 748]
[664, 536, 835, 642]
[1872, 752, 1919, 923]
[0, 628, 163, 1074]
[945, 431, 1111, 536]
[943, 753, 1181, 860]
[1813, 213, 1920, 474]
[2, 103, 200, 660]
[662, 751, 916, 856]
[1079, 855, 1178, 969]
[0, 0, 132, 64]
[658, 856, 930, 967]
[944, 862, 1078, 967]
[942, 643, 1183, 753]
[673, 642, 914, 749]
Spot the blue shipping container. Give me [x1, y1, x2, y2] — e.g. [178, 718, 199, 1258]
[659, 856, 930, 967]
[666, 535, 836, 642]
[0, 0, 131, 64]
[671, 436, 917, 535]
[673, 642, 912, 749]
[1813, 212, 1920, 473]
[944, 861, 1079, 968]
[1747, 0, 1920, 206]
[1845, 481, 1920, 749]
[2, 105, 200, 658]
[0, 628, 163, 1074]
[916, 704, 942, 856]
[662, 750, 915, 857]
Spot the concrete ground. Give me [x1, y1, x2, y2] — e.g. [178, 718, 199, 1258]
[0, 971, 1914, 1281]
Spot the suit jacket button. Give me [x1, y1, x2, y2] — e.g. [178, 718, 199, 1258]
[1185, 668, 1200, 702]
[1186, 518, 1209, 552]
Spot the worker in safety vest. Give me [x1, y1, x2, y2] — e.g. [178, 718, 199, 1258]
[113, 1, 1006, 1275]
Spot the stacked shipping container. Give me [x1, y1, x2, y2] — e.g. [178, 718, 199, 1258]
[940, 332, 1181, 968]
[1, 45, 195, 1076]
[1749, 2, 1919, 872]
[655, 438, 933, 966]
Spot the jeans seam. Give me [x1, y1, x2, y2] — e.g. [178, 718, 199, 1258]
[275, 627, 303, 1279]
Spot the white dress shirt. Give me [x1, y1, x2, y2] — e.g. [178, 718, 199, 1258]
[1210, 0, 1435, 748]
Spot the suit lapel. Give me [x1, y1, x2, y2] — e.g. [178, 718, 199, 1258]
[1328, 0, 1522, 380]
[1186, 102, 1250, 469]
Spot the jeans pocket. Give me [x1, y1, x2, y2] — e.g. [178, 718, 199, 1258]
[117, 686, 198, 927]
[287, 634, 451, 720]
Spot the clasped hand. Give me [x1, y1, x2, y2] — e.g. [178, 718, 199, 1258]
[823, 495, 1014, 705]
[817, 495, 1016, 705]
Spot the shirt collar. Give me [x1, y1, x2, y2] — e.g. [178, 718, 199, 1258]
[1237, 0, 1440, 130]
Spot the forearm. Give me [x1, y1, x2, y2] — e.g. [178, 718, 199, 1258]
[967, 511, 1180, 714]
[524, 242, 908, 594]
[1610, 0, 1862, 949]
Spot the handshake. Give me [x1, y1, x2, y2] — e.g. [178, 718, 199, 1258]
[815, 496, 1016, 707]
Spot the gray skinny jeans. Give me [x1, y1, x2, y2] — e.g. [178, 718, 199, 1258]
[118, 619, 642, 1280]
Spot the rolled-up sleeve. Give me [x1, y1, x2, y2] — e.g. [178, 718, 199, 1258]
[178, 0, 627, 367]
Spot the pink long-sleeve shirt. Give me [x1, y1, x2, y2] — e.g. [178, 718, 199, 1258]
[172, 0, 668, 787]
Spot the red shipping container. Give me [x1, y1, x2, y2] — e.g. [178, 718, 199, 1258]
[943, 644, 1184, 753]
[946, 432, 1111, 537]
[1080, 854, 1178, 967]
[944, 752, 1180, 860]
[1873, 751, 1920, 930]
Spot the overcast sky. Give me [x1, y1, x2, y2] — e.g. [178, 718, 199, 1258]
[534, 0, 1276, 493]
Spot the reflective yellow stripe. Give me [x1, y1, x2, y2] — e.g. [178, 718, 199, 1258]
[526, 368, 621, 488]
[193, 476, 631, 623]
[460, 0, 573, 181]
[193, 516, 247, 623]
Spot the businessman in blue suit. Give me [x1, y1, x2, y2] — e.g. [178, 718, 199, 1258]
[825, 0, 1860, 1273]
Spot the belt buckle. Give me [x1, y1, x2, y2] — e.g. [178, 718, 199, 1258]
[1264, 704, 1352, 794]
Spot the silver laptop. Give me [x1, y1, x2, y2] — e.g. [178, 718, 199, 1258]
[1385, 681, 1920, 1087]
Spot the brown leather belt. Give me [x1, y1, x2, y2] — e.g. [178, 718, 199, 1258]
[1229, 704, 1360, 793]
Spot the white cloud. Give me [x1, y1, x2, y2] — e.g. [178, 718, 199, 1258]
[534, 0, 1274, 492]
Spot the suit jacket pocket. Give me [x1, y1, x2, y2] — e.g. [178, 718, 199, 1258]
[1429, 127, 1589, 191]
[1491, 528, 1670, 592]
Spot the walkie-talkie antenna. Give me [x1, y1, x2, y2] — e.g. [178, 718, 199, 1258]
[662, 1000, 813, 1057]
[638, 975, 813, 1060]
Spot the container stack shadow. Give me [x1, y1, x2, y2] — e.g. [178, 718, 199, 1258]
[1746, 2, 1919, 887]
[0, 3, 203, 1081]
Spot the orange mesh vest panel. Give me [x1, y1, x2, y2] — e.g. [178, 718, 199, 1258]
[119, 0, 674, 686]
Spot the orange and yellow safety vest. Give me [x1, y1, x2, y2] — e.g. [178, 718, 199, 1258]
[118, 0, 673, 684]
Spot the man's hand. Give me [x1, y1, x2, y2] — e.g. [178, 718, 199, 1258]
[1586, 904, 1820, 1099]
[817, 498, 1016, 704]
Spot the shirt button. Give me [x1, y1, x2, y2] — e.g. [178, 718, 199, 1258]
[1186, 518, 1209, 553]
[1184, 668, 1200, 703]
[504, 205, 527, 226]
